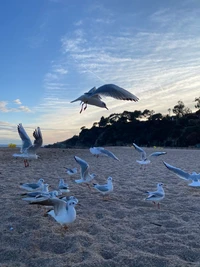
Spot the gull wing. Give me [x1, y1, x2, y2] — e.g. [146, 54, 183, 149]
[146, 191, 164, 199]
[17, 124, 32, 153]
[97, 147, 119, 161]
[94, 184, 109, 192]
[27, 127, 43, 153]
[92, 84, 139, 101]
[29, 198, 66, 216]
[74, 156, 89, 180]
[148, 152, 167, 158]
[132, 143, 146, 160]
[163, 161, 190, 180]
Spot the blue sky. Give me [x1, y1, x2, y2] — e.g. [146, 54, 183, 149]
[1, 0, 200, 145]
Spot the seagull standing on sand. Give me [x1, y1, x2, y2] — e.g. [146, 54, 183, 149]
[93, 177, 113, 200]
[64, 167, 78, 176]
[13, 123, 43, 167]
[145, 183, 165, 209]
[71, 84, 139, 113]
[19, 178, 45, 191]
[163, 161, 200, 187]
[133, 143, 166, 168]
[74, 156, 96, 187]
[29, 197, 78, 229]
[58, 178, 70, 192]
[90, 147, 119, 161]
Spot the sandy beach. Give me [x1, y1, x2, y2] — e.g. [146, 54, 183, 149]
[0, 146, 200, 267]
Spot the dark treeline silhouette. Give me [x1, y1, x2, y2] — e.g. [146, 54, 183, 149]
[45, 98, 200, 148]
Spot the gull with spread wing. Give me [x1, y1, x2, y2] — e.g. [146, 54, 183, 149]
[29, 196, 78, 229]
[74, 156, 96, 187]
[163, 161, 200, 187]
[133, 143, 166, 168]
[90, 147, 119, 161]
[145, 183, 165, 209]
[71, 84, 139, 113]
[13, 123, 43, 167]
[63, 167, 78, 176]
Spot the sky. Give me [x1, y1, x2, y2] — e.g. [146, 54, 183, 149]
[1, 0, 200, 145]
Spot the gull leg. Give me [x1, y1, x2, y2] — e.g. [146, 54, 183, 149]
[86, 183, 91, 190]
[84, 102, 88, 110]
[157, 203, 160, 209]
[80, 103, 84, 113]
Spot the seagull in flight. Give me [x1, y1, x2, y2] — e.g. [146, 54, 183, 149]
[90, 147, 119, 161]
[133, 143, 166, 168]
[13, 123, 43, 167]
[163, 161, 200, 187]
[71, 84, 139, 113]
[145, 183, 165, 209]
[63, 167, 78, 176]
[74, 156, 96, 187]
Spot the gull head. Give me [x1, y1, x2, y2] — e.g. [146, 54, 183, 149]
[107, 177, 112, 182]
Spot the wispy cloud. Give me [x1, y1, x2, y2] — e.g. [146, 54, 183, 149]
[13, 99, 22, 105]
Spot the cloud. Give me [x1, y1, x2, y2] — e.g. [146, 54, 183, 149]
[13, 99, 22, 105]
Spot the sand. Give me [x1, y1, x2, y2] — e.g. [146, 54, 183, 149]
[0, 146, 200, 267]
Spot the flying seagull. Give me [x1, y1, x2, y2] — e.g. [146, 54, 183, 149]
[163, 161, 200, 187]
[13, 123, 43, 167]
[71, 84, 139, 113]
[133, 143, 166, 167]
[74, 156, 96, 186]
[90, 147, 119, 161]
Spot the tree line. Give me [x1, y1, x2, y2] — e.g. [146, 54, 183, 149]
[45, 98, 200, 148]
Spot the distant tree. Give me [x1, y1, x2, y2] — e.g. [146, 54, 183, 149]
[98, 116, 109, 127]
[80, 126, 86, 130]
[173, 100, 192, 117]
[149, 113, 163, 120]
[93, 122, 98, 127]
[195, 97, 200, 110]
[142, 109, 155, 119]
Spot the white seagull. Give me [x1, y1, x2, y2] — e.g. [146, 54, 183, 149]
[13, 123, 43, 167]
[71, 84, 139, 113]
[90, 147, 119, 161]
[29, 197, 78, 229]
[20, 183, 50, 197]
[145, 183, 165, 208]
[64, 167, 78, 176]
[19, 178, 44, 191]
[133, 143, 166, 167]
[93, 177, 113, 200]
[163, 161, 200, 187]
[74, 156, 96, 186]
[58, 178, 70, 193]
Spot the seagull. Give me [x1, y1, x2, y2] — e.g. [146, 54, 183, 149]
[90, 147, 119, 161]
[13, 123, 43, 167]
[74, 156, 96, 187]
[19, 178, 44, 191]
[71, 84, 139, 113]
[22, 190, 60, 202]
[58, 178, 70, 192]
[29, 197, 78, 229]
[133, 143, 166, 168]
[145, 183, 165, 208]
[20, 183, 50, 197]
[163, 161, 200, 187]
[64, 167, 78, 176]
[93, 177, 113, 200]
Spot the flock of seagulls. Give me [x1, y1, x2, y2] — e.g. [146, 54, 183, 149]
[12, 83, 200, 229]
